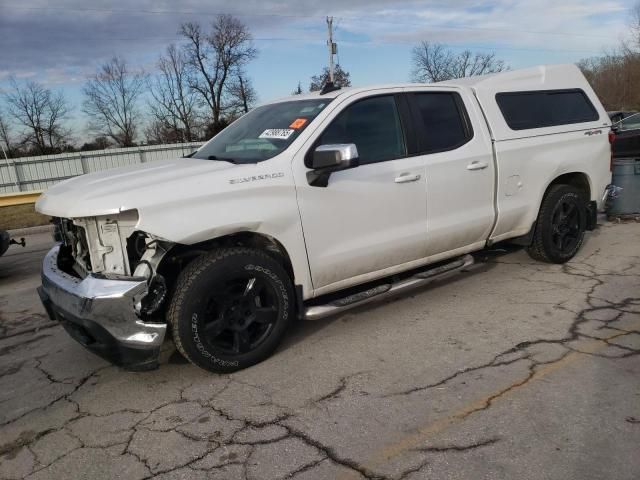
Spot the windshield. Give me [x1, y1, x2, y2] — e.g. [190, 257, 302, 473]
[191, 99, 333, 163]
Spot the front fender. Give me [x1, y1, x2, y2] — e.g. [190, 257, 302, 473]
[134, 182, 313, 298]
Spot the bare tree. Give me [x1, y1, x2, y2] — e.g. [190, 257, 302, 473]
[411, 43, 453, 83]
[411, 42, 507, 83]
[79, 136, 111, 151]
[3, 79, 71, 154]
[451, 49, 506, 78]
[226, 71, 257, 117]
[180, 15, 257, 132]
[579, 53, 640, 111]
[578, 2, 640, 111]
[144, 119, 185, 145]
[83, 57, 145, 147]
[309, 65, 351, 91]
[148, 44, 200, 142]
[0, 109, 14, 158]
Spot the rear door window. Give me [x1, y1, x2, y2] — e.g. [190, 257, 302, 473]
[496, 89, 599, 130]
[410, 93, 473, 154]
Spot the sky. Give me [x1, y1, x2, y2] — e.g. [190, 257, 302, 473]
[0, 0, 637, 140]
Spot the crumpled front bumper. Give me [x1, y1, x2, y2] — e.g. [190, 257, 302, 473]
[38, 245, 166, 370]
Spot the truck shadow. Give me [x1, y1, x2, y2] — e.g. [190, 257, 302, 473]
[279, 244, 522, 352]
[165, 234, 601, 369]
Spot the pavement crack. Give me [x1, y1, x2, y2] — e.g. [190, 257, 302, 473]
[283, 424, 387, 480]
[232, 429, 290, 446]
[0, 360, 25, 378]
[0, 428, 55, 458]
[34, 358, 74, 385]
[0, 334, 52, 358]
[395, 460, 430, 480]
[287, 456, 329, 479]
[578, 331, 640, 354]
[315, 378, 348, 403]
[0, 322, 59, 340]
[395, 437, 502, 480]
[383, 259, 640, 402]
[414, 436, 501, 453]
[311, 372, 369, 404]
[384, 353, 529, 398]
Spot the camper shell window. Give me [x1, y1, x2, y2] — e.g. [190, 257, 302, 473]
[496, 89, 599, 131]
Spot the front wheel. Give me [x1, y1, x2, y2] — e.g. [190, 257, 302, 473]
[168, 248, 294, 373]
[526, 185, 587, 264]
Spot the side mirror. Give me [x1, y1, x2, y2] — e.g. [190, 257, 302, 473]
[311, 144, 358, 169]
[307, 144, 359, 187]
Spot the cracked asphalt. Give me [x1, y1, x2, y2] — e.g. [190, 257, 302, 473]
[0, 222, 639, 480]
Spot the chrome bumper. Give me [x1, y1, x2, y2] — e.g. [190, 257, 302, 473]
[39, 245, 166, 368]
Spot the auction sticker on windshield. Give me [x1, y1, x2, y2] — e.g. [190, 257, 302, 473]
[259, 129, 295, 140]
[289, 118, 308, 129]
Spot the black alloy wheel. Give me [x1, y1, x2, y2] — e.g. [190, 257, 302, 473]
[198, 275, 279, 355]
[169, 247, 295, 373]
[550, 198, 582, 255]
[527, 184, 587, 264]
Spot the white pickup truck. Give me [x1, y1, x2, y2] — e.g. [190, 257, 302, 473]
[36, 64, 613, 373]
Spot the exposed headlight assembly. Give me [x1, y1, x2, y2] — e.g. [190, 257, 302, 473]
[73, 210, 139, 275]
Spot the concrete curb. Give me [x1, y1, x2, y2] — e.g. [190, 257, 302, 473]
[8, 224, 53, 236]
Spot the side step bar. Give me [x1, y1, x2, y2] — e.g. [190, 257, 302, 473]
[304, 254, 474, 321]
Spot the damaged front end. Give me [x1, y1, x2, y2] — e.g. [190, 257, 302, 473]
[40, 212, 174, 370]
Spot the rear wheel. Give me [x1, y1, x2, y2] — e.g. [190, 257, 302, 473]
[168, 248, 294, 373]
[527, 184, 587, 263]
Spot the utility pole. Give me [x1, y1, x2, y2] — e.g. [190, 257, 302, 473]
[326, 16, 336, 84]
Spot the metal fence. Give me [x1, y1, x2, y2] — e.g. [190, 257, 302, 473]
[0, 142, 203, 194]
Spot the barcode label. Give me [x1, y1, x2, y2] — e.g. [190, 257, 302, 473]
[259, 129, 294, 140]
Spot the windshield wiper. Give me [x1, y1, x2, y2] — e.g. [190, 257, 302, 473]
[207, 155, 239, 164]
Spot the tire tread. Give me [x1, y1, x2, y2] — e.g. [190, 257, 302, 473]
[167, 247, 284, 371]
[526, 184, 586, 264]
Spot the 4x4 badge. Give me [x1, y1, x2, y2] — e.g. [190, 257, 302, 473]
[584, 130, 603, 136]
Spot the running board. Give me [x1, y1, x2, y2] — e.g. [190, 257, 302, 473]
[303, 254, 474, 321]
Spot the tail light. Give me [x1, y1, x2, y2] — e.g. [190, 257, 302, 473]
[608, 130, 615, 172]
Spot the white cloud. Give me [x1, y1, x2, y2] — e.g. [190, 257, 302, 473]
[340, 0, 629, 54]
[0, 0, 633, 84]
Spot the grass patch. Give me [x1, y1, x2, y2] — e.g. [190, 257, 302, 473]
[0, 204, 50, 231]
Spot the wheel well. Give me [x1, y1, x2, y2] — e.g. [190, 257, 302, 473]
[160, 232, 295, 283]
[511, 172, 592, 248]
[149, 232, 297, 323]
[546, 172, 591, 200]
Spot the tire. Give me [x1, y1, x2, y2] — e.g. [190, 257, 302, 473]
[168, 248, 294, 373]
[526, 185, 588, 264]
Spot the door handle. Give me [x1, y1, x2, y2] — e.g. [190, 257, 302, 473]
[395, 173, 421, 184]
[467, 161, 489, 171]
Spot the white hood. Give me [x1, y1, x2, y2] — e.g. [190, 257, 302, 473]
[36, 158, 235, 218]
[35, 156, 297, 246]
